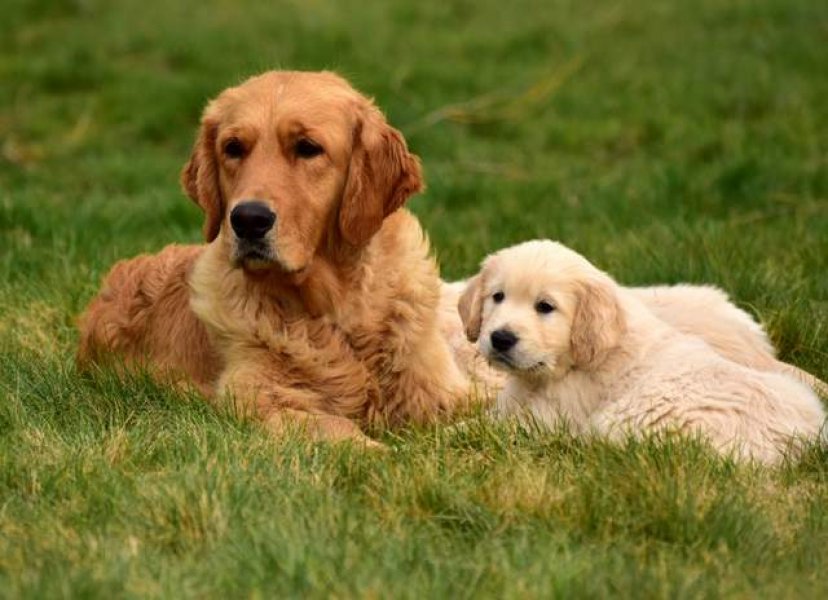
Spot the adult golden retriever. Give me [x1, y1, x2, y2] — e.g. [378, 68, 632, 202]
[79, 71, 468, 445]
[458, 240, 827, 463]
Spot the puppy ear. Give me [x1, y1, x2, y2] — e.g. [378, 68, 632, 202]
[570, 278, 626, 370]
[458, 274, 484, 342]
[181, 116, 223, 242]
[338, 105, 423, 246]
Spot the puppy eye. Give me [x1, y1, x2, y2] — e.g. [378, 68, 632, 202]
[535, 300, 555, 314]
[492, 291, 505, 304]
[223, 138, 246, 159]
[295, 138, 324, 159]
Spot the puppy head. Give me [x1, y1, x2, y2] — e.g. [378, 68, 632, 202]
[459, 240, 626, 380]
[181, 70, 422, 274]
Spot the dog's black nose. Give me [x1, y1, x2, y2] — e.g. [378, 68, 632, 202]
[490, 329, 518, 352]
[230, 202, 276, 240]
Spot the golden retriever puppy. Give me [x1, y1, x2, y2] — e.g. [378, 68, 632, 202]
[79, 71, 468, 446]
[458, 240, 826, 463]
[444, 278, 826, 395]
[444, 279, 787, 390]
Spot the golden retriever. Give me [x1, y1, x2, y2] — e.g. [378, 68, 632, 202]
[458, 240, 827, 463]
[79, 71, 468, 445]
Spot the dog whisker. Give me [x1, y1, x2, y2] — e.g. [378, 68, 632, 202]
[487, 352, 516, 369]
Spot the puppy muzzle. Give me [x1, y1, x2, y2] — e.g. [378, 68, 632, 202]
[490, 329, 518, 353]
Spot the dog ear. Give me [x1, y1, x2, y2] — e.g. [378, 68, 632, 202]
[458, 274, 484, 342]
[570, 278, 626, 370]
[338, 105, 423, 246]
[181, 116, 223, 242]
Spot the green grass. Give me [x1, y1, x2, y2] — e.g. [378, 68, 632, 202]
[1, 0, 827, 597]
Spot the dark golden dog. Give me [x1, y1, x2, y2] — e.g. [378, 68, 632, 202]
[79, 71, 468, 445]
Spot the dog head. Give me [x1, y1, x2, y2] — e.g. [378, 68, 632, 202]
[458, 240, 626, 380]
[181, 71, 423, 274]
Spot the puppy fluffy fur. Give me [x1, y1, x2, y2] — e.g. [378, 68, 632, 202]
[459, 240, 826, 463]
[78, 71, 467, 445]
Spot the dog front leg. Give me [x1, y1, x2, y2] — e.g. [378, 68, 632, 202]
[215, 345, 383, 448]
[376, 327, 473, 426]
[264, 409, 384, 449]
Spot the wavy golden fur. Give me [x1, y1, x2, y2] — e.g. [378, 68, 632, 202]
[77, 244, 219, 395]
[78, 71, 468, 445]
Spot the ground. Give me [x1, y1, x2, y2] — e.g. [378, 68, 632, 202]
[1, 0, 827, 597]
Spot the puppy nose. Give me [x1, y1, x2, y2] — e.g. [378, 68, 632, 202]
[230, 201, 276, 240]
[490, 329, 518, 352]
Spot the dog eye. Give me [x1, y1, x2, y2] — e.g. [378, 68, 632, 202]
[223, 138, 246, 159]
[295, 138, 324, 159]
[492, 291, 505, 304]
[535, 301, 555, 314]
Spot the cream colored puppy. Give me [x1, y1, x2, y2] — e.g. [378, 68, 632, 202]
[442, 281, 824, 395]
[458, 240, 826, 464]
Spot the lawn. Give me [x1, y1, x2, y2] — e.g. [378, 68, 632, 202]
[1, 0, 827, 597]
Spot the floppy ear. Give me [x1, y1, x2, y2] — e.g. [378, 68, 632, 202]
[458, 274, 484, 342]
[570, 278, 626, 370]
[180, 116, 223, 242]
[338, 106, 424, 246]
